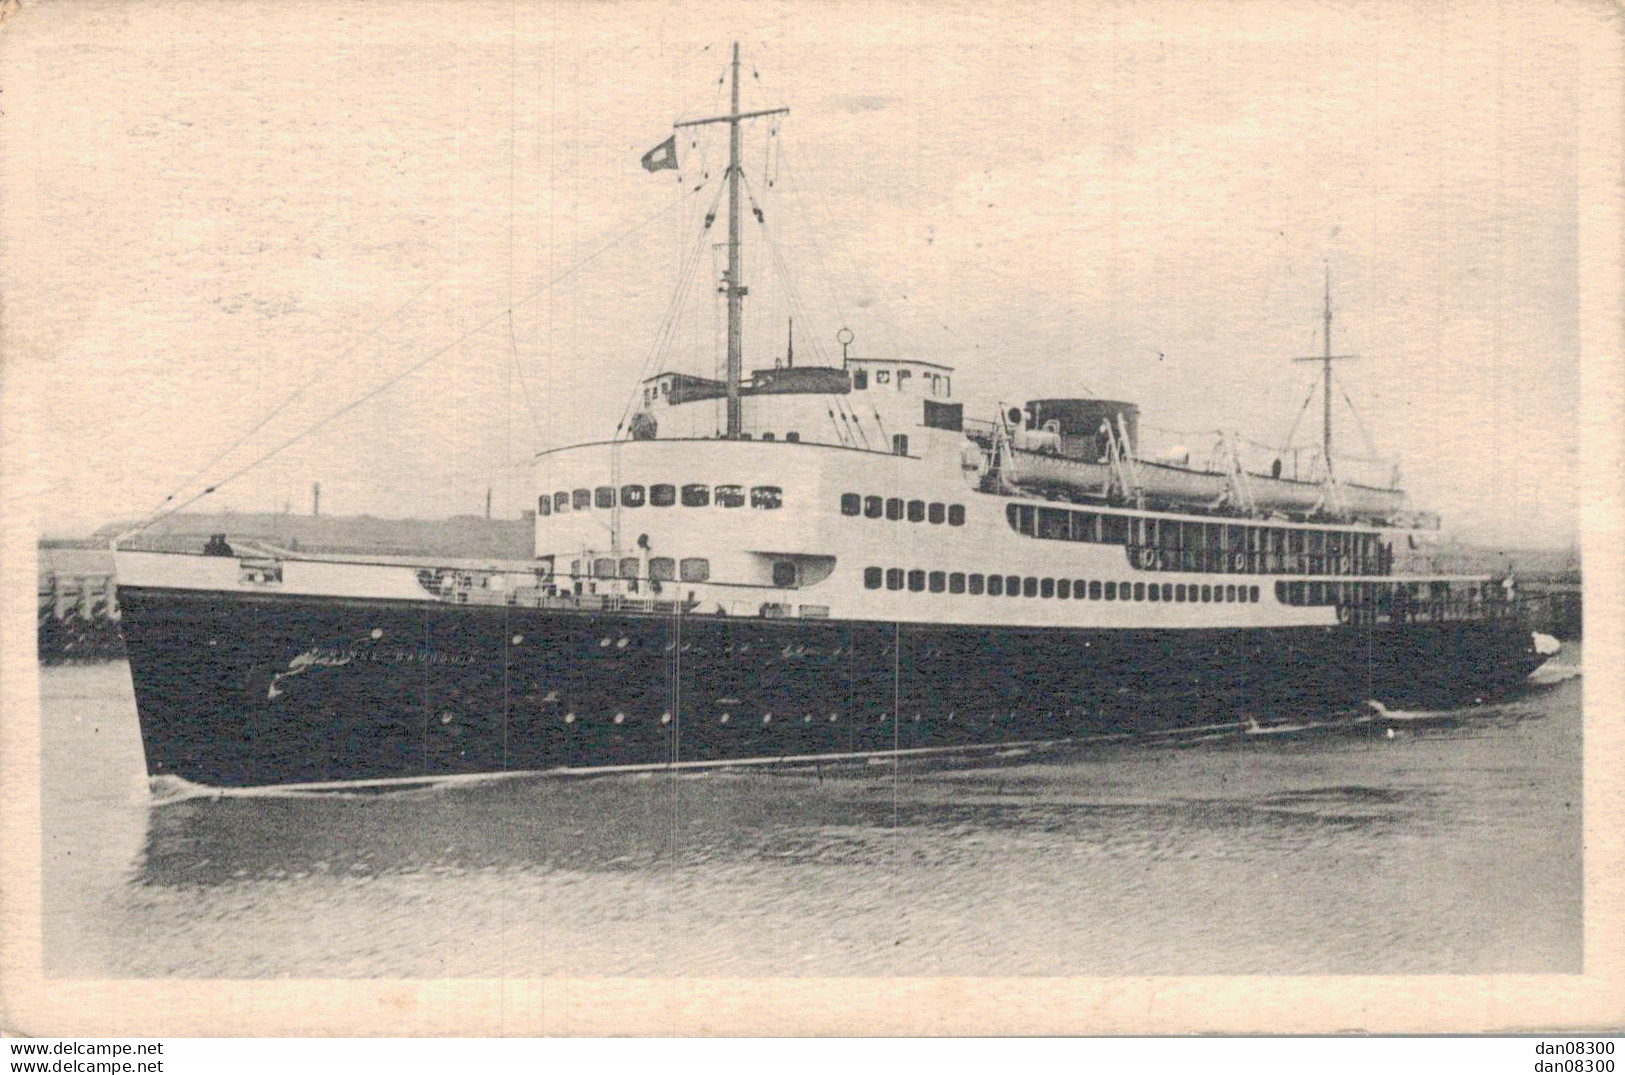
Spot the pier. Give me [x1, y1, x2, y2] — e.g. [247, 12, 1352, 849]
[37, 564, 125, 662]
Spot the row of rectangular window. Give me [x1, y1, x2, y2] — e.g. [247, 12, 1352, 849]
[541, 484, 783, 516]
[1005, 503, 1392, 576]
[840, 494, 966, 526]
[571, 556, 710, 582]
[1276, 579, 1494, 607]
[850, 368, 950, 396]
[863, 567, 1261, 604]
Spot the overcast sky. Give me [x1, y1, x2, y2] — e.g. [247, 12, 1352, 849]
[4, 0, 1612, 547]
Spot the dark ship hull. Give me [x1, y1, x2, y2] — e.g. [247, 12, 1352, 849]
[120, 586, 1548, 789]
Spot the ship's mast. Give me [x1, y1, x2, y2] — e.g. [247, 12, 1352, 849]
[673, 42, 788, 439]
[1292, 266, 1358, 478]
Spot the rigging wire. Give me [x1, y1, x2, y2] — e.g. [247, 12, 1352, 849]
[1278, 375, 1322, 456]
[740, 168, 835, 368]
[612, 183, 723, 437]
[1339, 381, 1383, 460]
[504, 0, 542, 449]
[777, 135, 854, 339]
[134, 276, 441, 532]
[125, 188, 703, 540]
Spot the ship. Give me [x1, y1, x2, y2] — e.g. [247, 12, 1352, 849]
[111, 45, 1554, 790]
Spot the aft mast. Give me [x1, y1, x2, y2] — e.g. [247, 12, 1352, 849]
[1291, 266, 1358, 479]
[673, 43, 788, 439]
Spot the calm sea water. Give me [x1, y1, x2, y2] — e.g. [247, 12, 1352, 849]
[41, 654, 1583, 978]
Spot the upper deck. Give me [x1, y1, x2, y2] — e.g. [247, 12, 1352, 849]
[634, 357, 960, 449]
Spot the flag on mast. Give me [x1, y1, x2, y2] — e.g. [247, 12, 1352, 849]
[641, 135, 679, 172]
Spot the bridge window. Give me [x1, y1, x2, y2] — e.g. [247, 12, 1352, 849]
[679, 558, 710, 582]
[751, 486, 783, 509]
[929, 571, 946, 593]
[620, 557, 640, 579]
[1226, 584, 1238, 602]
[595, 486, 616, 509]
[786, 432, 800, 442]
[841, 493, 861, 516]
[926, 502, 945, 525]
[966, 573, 984, 595]
[908, 500, 925, 523]
[908, 570, 926, 593]
[681, 484, 710, 507]
[1148, 583, 1160, 602]
[892, 434, 909, 456]
[1133, 582, 1146, 601]
[886, 498, 904, 521]
[554, 491, 570, 514]
[537, 496, 551, 517]
[650, 558, 675, 582]
[886, 568, 904, 591]
[1041, 578, 1055, 599]
[1249, 585, 1260, 602]
[948, 504, 966, 526]
[1089, 581, 1102, 600]
[864, 567, 882, 589]
[1057, 579, 1071, 599]
[1104, 581, 1117, 601]
[573, 488, 591, 510]
[987, 574, 1004, 596]
[949, 572, 966, 594]
[715, 484, 745, 508]
[593, 557, 616, 578]
[761, 432, 775, 442]
[651, 483, 676, 507]
[620, 484, 645, 507]
[864, 495, 883, 519]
